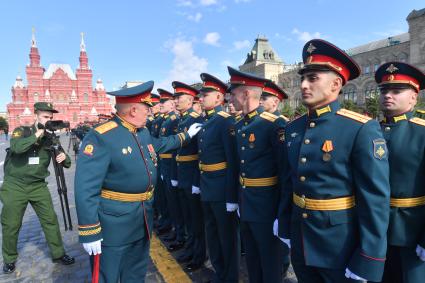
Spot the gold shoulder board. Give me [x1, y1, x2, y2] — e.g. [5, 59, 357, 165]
[280, 115, 290, 122]
[190, 112, 200, 118]
[218, 111, 231, 118]
[260, 112, 278, 122]
[148, 116, 154, 121]
[95, 121, 118, 134]
[410, 117, 425, 127]
[170, 115, 176, 121]
[336, 109, 371, 124]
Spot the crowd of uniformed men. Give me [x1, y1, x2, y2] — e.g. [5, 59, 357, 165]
[1, 38, 425, 283]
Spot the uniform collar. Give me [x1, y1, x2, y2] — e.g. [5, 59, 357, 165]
[245, 106, 263, 121]
[273, 110, 280, 116]
[182, 108, 194, 117]
[115, 114, 138, 133]
[205, 105, 223, 118]
[154, 113, 160, 118]
[383, 111, 412, 124]
[308, 100, 340, 119]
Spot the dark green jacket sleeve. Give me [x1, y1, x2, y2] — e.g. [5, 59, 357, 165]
[10, 127, 38, 154]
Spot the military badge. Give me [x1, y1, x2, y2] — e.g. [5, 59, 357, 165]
[127, 146, 132, 154]
[161, 127, 166, 134]
[290, 132, 298, 138]
[12, 130, 22, 138]
[83, 144, 94, 156]
[249, 133, 255, 148]
[278, 129, 285, 143]
[373, 139, 388, 160]
[229, 128, 235, 136]
[386, 64, 398, 73]
[147, 144, 158, 167]
[321, 140, 333, 162]
[306, 43, 317, 54]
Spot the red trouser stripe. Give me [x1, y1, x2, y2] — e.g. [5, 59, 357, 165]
[92, 254, 100, 283]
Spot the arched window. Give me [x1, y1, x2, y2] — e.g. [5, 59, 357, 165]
[398, 52, 408, 63]
[343, 85, 358, 103]
[33, 92, 39, 102]
[364, 82, 379, 98]
[84, 93, 89, 102]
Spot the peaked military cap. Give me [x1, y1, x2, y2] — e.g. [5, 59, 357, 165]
[299, 39, 360, 84]
[151, 93, 161, 105]
[227, 66, 268, 90]
[157, 88, 174, 102]
[375, 61, 425, 92]
[172, 81, 199, 97]
[34, 102, 58, 113]
[107, 80, 154, 106]
[262, 80, 288, 101]
[200, 73, 228, 94]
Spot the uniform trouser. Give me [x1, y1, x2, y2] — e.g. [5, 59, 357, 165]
[164, 179, 185, 242]
[155, 176, 171, 228]
[91, 236, 150, 283]
[292, 263, 359, 283]
[203, 201, 240, 283]
[179, 186, 206, 264]
[0, 181, 65, 263]
[241, 221, 283, 283]
[376, 245, 425, 283]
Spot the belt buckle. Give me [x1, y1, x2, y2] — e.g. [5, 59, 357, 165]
[299, 195, 306, 208]
[147, 191, 153, 200]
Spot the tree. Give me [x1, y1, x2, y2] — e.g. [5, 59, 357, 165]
[365, 95, 380, 119]
[280, 102, 294, 119]
[0, 117, 8, 132]
[341, 100, 361, 113]
[294, 104, 307, 118]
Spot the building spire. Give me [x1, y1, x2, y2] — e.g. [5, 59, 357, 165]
[80, 32, 86, 51]
[31, 27, 37, 47]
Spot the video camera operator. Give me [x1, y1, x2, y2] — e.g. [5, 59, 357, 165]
[0, 102, 75, 274]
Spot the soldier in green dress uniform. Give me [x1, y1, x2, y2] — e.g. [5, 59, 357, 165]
[277, 39, 391, 283]
[1, 102, 75, 274]
[74, 81, 202, 282]
[374, 61, 425, 283]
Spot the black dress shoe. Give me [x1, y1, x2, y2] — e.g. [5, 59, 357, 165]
[3, 262, 15, 274]
[177, 254, 192, 263]
[157, 226, 172, 236]
[184, 262, 203, 272]
[167, 241, 185, 252]
[53, 254, 75, 265]
[162, 234, 176, 242]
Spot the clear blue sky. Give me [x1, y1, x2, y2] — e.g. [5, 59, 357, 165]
[0, 0, 423, 111]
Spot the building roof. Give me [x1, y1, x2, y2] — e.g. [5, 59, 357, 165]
[244, 36, 283, 64]
[43, 64, 77, 80]
[346, 33, 410, 56]
[407, 8, 425, 20]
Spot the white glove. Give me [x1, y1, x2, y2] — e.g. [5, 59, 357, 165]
[187, 123, 202, 138]
[83, 239, 102, 255]
[226, 203, 239, 212]
[171, 180, 178, 187]
[279, 237, 291, 249]
[161, 175, 164, 181]
[273, 219, 278, 236]
[416, 245, 425, 261]
[192, 186, 201, 194]
[345, 268, 366, 281]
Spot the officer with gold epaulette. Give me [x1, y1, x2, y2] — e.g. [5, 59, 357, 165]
[157, 88, 185, 242]
[227, 66, 285, 283]
[146, 93, 161, 133]
[171, 81, 207, 271]
[374, 62, 425, 283]
[74, 81, 202, 282]
[277, 39, 391, 283]
[198, 73, 240, 282]
[261, 80, 290, 127]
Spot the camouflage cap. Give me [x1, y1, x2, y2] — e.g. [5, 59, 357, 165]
[34, 102, 58, 113]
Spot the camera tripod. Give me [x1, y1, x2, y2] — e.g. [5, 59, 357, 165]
[67, 131, 79, 160]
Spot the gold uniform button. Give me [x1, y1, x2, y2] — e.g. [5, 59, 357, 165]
[200, 139, 203, 142]
[199, 150, 202, 153]
[385, 127, 391, 132]
[242, 133, 246, 137]
[309, 122, 315, 128]
[241, 160, 245, 164]
[241, 146, 245, 150]
[242, 172, 246, 177]
[302, 213, 308, 219]
[304, 139, 310, 144]
[242, 186, 246, 189]
[300, 176, 306, 182]
[300, 157, 307, 163]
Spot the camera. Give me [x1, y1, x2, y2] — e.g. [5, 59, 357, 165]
[44, 120, 70, 131]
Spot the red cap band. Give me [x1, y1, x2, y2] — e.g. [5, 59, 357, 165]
[203, 81, 226, 94]
[174, 87, 197, 97]
[306, 54, 350, 82]
[230, 75, 265, 88]
[381, 74, 420, 91]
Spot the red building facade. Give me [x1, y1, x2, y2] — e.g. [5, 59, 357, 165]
[7, 31, 113, 130]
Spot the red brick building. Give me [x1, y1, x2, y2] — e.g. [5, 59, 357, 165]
[7, 30, 113, 130]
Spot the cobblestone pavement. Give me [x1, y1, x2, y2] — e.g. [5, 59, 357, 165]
[0, 135, 297, 283]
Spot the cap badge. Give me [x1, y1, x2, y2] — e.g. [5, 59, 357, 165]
[386, 64, 399, 73]
[306, 43, 317, 54]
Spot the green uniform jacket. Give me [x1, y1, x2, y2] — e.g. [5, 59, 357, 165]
[5, 126, 71, 185]
[278, 100, 390, 282]
[381, 112, 425, 248]
[75, 116, 190, 245]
